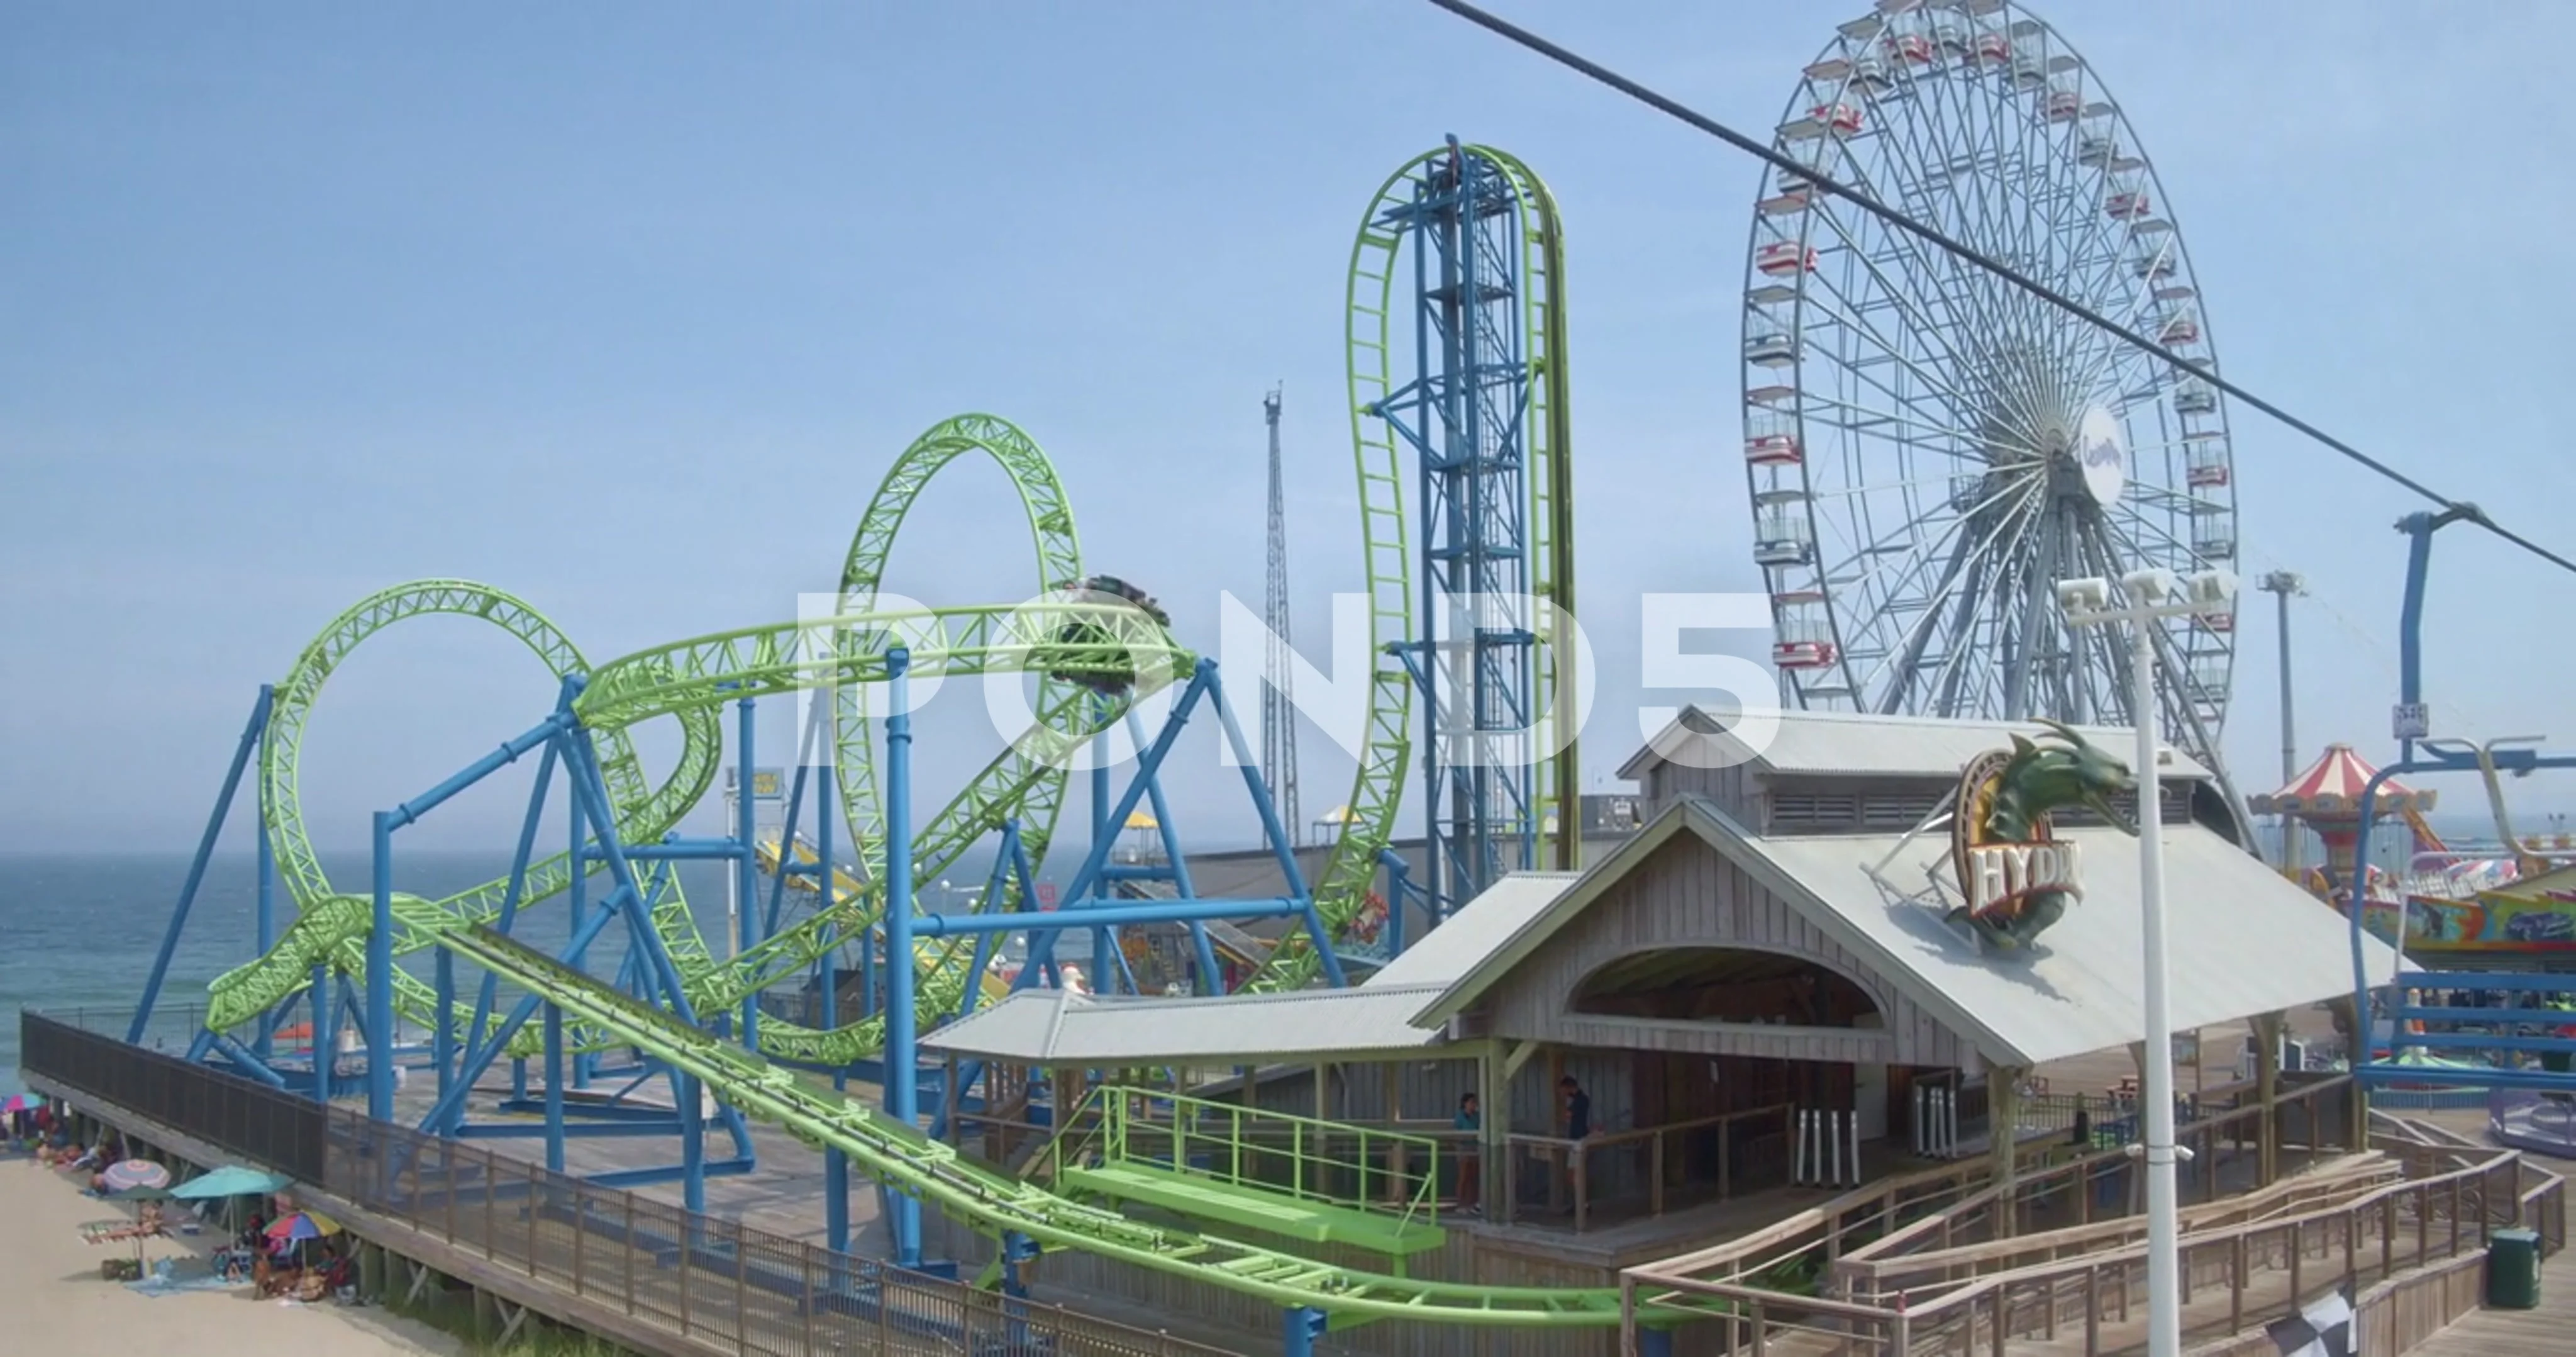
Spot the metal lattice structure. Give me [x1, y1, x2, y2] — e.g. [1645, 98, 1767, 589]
[1345, 137, 1578, 924]
[1260, 385, 1302, 848]
[1741, 3, 2238, 766]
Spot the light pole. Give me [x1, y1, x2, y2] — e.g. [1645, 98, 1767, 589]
[2257, 571, 2307, 873]
[2059, 565, 2235, 1357]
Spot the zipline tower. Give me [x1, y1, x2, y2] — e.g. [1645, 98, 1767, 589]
[1262, 384, 1302, 847]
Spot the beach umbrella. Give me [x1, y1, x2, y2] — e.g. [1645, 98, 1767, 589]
[101, 1159, 172, 1192]
[172, 1166, 292, 1200]
[104, 1183, 175, 1202]
[265, 1211, 340, 1241]
[3, 1095, 31, 1114]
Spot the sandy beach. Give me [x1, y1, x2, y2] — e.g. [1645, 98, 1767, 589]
[0, 1157, 465, 1357]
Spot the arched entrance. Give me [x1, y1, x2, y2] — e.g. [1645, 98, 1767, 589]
[1571, 948, 1890, 1186]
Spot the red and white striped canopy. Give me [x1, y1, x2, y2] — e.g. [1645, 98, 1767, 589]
[2250, 744, 2434, 818]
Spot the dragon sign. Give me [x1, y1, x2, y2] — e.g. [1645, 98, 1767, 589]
[1947, 721, 2138, 952]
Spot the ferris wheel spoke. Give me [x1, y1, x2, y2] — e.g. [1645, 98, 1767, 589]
[1806, 203, 2011, 415]
[1949, 489, 2053, 715]
[1796, 281, 2009, 444]
[1808, 338, 1990, 455]
[1856, 474, 2047, 708]
[1794, 392, 2002, 453]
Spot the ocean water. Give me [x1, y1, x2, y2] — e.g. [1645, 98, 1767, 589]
[0, 847, 1018, 1095]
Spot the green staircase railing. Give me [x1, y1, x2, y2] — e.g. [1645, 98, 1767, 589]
[1052, 1085, 1445, 1235]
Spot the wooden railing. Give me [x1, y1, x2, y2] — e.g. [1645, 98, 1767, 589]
[1830, 1076, 2360, 1287]
[1500, 1102, 1795, 1232]
[1621, 1110, 2567, 1356]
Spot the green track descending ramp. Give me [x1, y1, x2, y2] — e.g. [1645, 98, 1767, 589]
[431, 922, 1685, 1329]
[1056, 1163, 1447, 1257]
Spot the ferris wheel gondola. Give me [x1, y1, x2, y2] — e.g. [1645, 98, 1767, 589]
[1741, 1, 2239, 768]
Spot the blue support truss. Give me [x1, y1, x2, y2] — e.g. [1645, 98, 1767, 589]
[145, 641, 1338, 1275]
[1016, 660, 1341, 996]
[1368, 135, 1542, 921]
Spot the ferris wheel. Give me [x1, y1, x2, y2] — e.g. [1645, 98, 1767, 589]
[1740, 0, 2238, 762]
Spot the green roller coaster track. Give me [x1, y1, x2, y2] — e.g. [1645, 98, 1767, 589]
[440, 917, 1680, 1327]
[206, 415, 1136, 1066]
[194, 142, 1613, 1331]
[216, 587, 1680, 1324]
[1244, 143, 1577, 993]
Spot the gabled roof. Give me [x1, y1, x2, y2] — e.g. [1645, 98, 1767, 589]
[1363, 873, 1579, 989]
[1618, 706, 2213, 783]
[920, 982, 1450, 1066]
[1416, 796, 2399, 1068]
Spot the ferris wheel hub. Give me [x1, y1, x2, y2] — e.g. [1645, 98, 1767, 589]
[2072, 406, 2128, 506]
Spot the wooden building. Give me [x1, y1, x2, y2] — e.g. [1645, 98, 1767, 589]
[918, 708, 2399, 1356]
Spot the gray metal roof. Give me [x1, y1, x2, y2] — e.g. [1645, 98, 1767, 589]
[1362, 872, 1580, 990]
[1413, 797, 2394, 1069]
[1618, 707, 2214, 783]
[1718, 808, 2389, 1067]
[919, 981, 1452, 1066]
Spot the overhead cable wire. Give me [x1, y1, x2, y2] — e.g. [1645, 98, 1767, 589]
[1419, 0, 2576, 578]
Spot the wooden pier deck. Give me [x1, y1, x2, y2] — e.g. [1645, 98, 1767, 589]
[2406, 1238, 2576, 1356]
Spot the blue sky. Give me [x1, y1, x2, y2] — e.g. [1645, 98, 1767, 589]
[8, 1, 2576, 857]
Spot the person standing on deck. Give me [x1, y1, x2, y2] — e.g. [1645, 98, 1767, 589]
[1453, 1093, 1482, 1215]
[1557, 1076, 1593, 1212]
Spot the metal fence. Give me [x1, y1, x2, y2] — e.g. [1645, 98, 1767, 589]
[20, 1012, 329, 1181]
[21, 1010, 1240, 1357]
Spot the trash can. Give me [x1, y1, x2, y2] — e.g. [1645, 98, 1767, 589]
[2487, 1227, 2541, 1310]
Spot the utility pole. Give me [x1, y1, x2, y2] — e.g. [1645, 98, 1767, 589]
[1262, 385, 1302, 848]
[2258, 571, 2306, 873]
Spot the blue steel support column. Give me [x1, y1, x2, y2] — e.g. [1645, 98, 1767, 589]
[1120, 706, 1221, 993]
[1091, 706, 1112, 989]
[433, 949, 455, 1112]
[857, 929, 875, 1019]
[310, 961, 331, 1102]
[419, 898, 621, 1134]
[458, 735, 562, 1129]
[368, 711, 568, 1122]
[735, 695, 760, 1045]
[253, 684, 280, 1060]
[133, 684, 270, 1044]
[369, 810, 397, 1121]
[883, 647, 923, 1266]
[1283, 1307, 1325, 1357]
[678, 1068, 706, 1215]
[960, 822, 1022, 1015]
[543, 1001, 566, 1173]
[1638, 1326, 1674, 1357]
[2346, 764, 2409, 1020]
[818, 695, 849, 1254]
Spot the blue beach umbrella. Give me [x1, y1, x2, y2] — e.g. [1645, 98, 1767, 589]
[173, 1166, 292, 1200]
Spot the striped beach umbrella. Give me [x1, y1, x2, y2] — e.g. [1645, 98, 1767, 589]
[101, 1159, 172, 1192]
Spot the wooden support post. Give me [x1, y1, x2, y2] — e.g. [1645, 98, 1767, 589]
[1990, 1066, 2028, 1238]
[1546, 1047, 1568, 1217]
[1480, 1041, 1509, 1223]
[2253, 1011, 2283, 1187]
